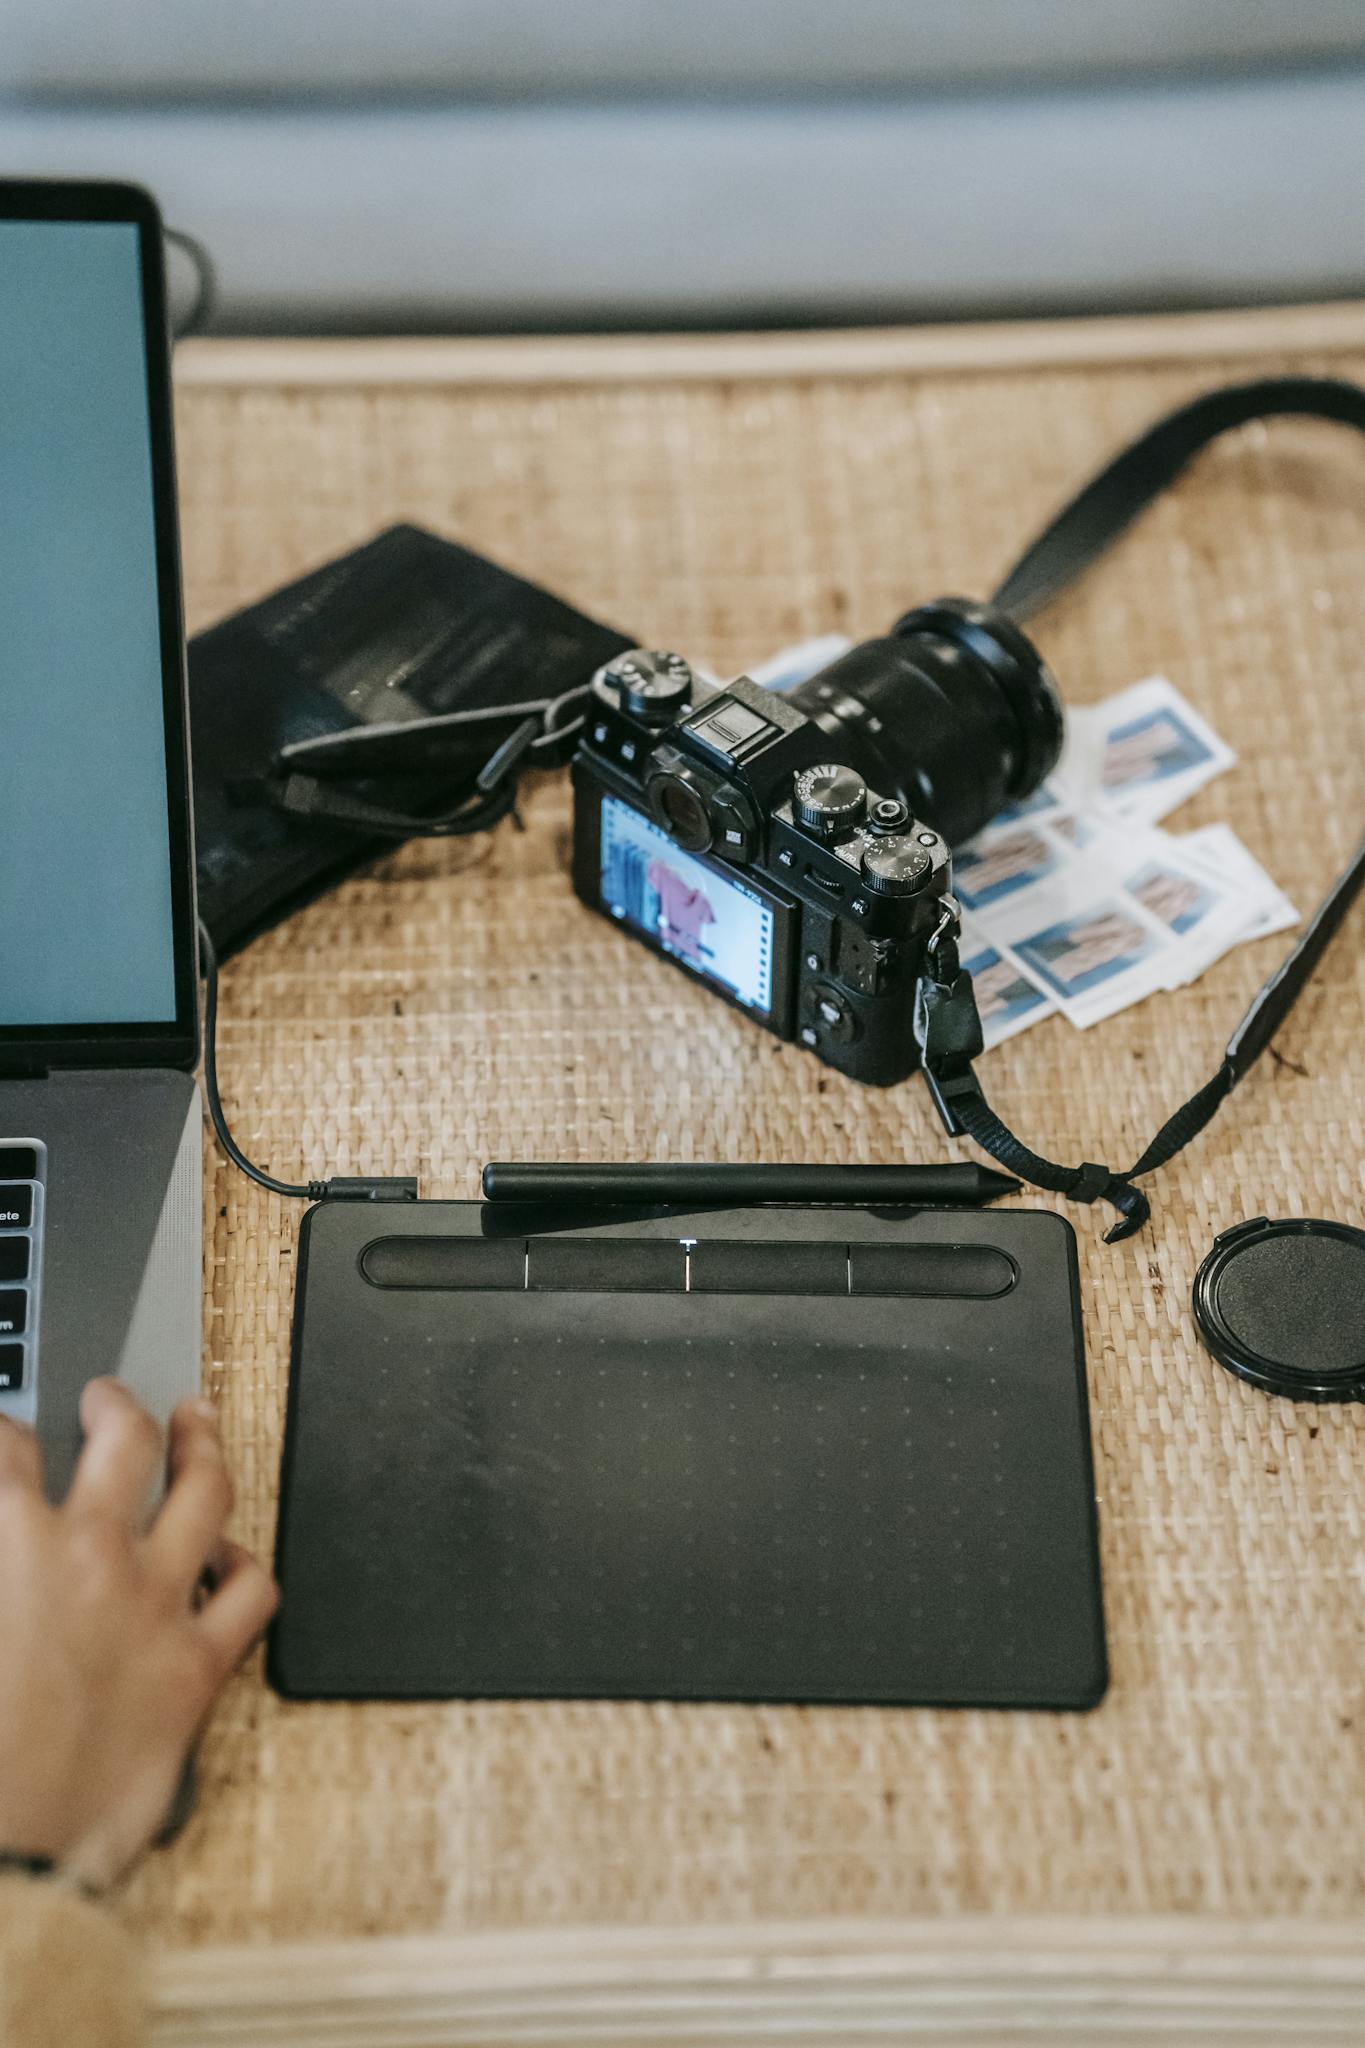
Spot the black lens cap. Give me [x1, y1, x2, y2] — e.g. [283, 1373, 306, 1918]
[1193, 1216, 1365, 1402]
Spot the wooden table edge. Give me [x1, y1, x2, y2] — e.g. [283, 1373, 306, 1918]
[174, 300, 1365, 391]
[149, 1912, 1365, 2044]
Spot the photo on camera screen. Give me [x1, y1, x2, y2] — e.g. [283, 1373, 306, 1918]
[598, 794, 775, 1015]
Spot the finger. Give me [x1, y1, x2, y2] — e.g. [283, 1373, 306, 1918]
[0, 1415, 42, 1494]
[146, 1400, 234, 1599]
[66, 1378, 163, 1527]
[195, 1540, 279, 1675]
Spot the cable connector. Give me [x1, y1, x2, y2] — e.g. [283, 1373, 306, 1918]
[316, 1177, 420, 1203]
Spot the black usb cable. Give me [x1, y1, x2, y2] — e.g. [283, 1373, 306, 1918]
[198, 921, 416, 1205]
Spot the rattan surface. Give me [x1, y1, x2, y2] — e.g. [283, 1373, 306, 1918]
[129, 320, 1365, 1948]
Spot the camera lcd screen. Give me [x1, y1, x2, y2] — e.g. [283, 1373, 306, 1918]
[599, 794, 776, 1015]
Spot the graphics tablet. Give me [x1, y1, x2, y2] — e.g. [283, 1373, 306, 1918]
[272, 1200, 1106, 1710]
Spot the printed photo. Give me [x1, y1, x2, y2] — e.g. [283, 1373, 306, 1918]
[1013, 902, 1161, 1001]
[1125, 860, 1219, 936]
[1100, 705, 1215, 797]
[1049, 812, 1097, 850]
[963, 943, 1053, 1046]
[954, 826, 1061, 911]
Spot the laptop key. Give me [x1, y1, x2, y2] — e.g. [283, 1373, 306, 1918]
[0, 1239, 29, 1284]
[0, 1143, 43, 1405]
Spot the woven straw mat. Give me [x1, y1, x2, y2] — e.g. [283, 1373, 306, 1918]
[127, 337, 1365, 1947]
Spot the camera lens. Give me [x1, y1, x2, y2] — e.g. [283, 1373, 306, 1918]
[787, 597, 1063, 847]
[647, 769, 714, 852]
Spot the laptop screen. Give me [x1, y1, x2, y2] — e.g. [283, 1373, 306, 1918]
[0, 188, 196, 1062]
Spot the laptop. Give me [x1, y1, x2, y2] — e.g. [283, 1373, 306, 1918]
[0, 180, 202, 1497]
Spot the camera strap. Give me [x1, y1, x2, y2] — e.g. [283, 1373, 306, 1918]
[267, 685, 594, 839]
[913, 375, 1365, 1242]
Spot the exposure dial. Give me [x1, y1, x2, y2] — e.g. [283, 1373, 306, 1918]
[792, 762, 868, 841]
[858, 833, 936, 897]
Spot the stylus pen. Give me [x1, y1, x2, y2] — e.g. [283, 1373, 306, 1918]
[481, 1162, 1021, 1205]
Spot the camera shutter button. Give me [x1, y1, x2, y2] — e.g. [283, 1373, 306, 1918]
[859, 834, 934, 896]
[866, 796, 911, 834]
[793, 763, 868, 839]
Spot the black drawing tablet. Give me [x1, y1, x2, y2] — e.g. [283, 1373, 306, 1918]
[271, 1201, 1106, 1709]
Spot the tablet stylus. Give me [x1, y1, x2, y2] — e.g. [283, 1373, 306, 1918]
[480, 1162, 1021, 1205]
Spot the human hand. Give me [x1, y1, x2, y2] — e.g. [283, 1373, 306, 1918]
[0, 1379, 277, 1892]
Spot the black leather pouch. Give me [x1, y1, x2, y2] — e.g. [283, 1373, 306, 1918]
[190, 523, 630, 955]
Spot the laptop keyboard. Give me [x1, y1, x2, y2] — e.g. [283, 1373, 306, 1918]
[0, 1144, 44, 1401]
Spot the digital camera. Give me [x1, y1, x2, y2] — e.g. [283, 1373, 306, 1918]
[570, 601, 1063, 1085]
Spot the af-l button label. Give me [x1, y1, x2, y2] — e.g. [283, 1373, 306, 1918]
[0, 1291, 27, 1336]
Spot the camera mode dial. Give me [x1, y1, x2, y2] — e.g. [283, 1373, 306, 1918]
[793, 763, 868, 840]
[604, 648, 694, 724]
[858, 833, 934, 897]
